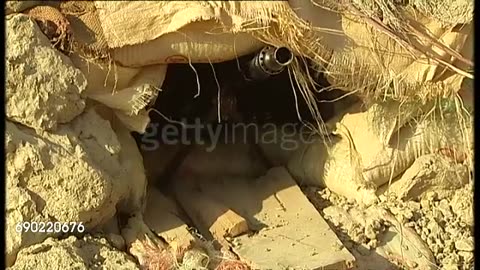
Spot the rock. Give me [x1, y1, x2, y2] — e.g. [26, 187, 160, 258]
[443, 264, 459, 270]
[10, 236, 139, 270]
[438, 199, 454, 218]
[430, 243, 442, 254]
[400, 208, 414, 220]
[425, 191, 439, 202]
[442, 253, 460, 268]
[420, 231, 428, 241]
[443, 240, 455, 253]
[364, 226, 377, 240]
[431, 208, 444, 222]
[6, 1, 42, 14]
[384, 154, 469, 200]
[445, 221, 460, 234]
[420, 199, 431, 210]
[442, 233, 450, 241]
[364, 219, 381, 240]
[454, 237, 474, 252]
[426, 220, 442, 236]
[6, 14, 86, 131]
[405, 221, 415, 228]
[458, 251, 474, 263]
[450, 184, 474, 226]
[6, 108, 146, 266]
[417, 217, 427, 227]
[406, 201, 421, 211]
[426, 235, 436, 247]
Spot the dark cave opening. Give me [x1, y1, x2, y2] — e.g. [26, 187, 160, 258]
[149, 53, 344, 129]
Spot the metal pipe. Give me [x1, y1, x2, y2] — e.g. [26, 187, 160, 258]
[245, 46, 294, 81]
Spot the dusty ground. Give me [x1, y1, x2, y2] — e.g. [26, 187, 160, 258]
[306, 181, 474, 270]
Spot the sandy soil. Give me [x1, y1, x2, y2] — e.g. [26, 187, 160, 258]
[306, 179, 473, 270]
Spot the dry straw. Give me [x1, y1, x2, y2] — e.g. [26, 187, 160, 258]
[212, 0, 473, 137]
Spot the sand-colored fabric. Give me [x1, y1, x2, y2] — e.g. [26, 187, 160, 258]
[287, 99, 472, 205]
[21, 1, 474, 107]
[94, 1, 265, 65]
[284, 0, 473, 118]
[323, 15, 473, 102]
[21, 3, 166, 133]
[63, 2, 167, 133]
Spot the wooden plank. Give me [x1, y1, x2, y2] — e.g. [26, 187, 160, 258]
[143, 187, 196, 252]
[173, 179, 250, 246]
[197, 167, 356, 270]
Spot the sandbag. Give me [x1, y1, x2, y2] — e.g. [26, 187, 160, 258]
[410, 0, 473, 26]
[288, 132, 379, 205]
[342, 14, 471, 83]
[64, 3, 167, 133]
[20, 3, 167, 133]
[338, 101, 471, 186]
[287, 0, 347, 52]
[94, 1, 265, 66]
[21, 1, 474, 111]
[316, 7, 473, 103]
[286, 0, 473, 107]
[287, 99, 472, 205]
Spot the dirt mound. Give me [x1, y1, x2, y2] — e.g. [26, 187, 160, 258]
[10, 236, 139, 270]
[5, 14, 148, 267]
[6, 107, 147, 266]
[307, 179, 473, 270]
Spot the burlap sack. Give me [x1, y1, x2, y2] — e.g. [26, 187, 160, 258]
[94, 1, 265, 66]
[288, 0, 347, 52]
[340, 14, 472, 84]
[287, 99, 472, 205]
[24, 1, 329, 129]
[341, 102, 471, 186]
[23, 1, 473, 129]
[300, 1, 474, 103]
[23, 3, 168, 133]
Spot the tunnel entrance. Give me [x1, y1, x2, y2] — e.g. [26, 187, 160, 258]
[133, 51, 353, 189]
[130, 52, 357, 259]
